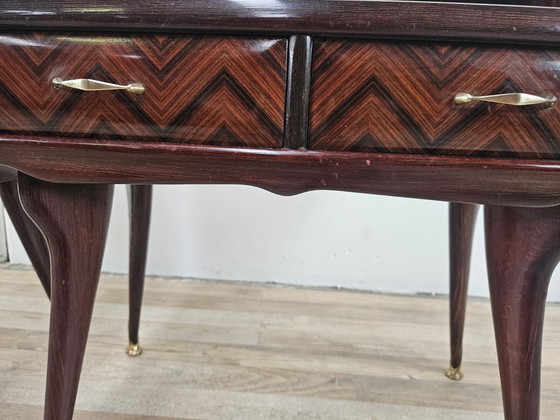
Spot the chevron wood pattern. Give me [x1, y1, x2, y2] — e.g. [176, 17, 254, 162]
[0, 34, 287, 147]
[309, 40, 560, 159]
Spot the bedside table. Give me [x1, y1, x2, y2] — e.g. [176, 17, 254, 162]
[1, 1, 559, 419]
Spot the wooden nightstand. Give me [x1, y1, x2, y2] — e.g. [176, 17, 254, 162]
[1, 1, 559, 419]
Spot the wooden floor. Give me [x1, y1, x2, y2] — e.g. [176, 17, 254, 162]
[1, 265, 559, 419]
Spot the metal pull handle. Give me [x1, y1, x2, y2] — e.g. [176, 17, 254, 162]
[53, 77, 145, 95]
[454, 92, 556, 107]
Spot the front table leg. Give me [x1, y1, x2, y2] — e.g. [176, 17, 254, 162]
[485, 205, 560, 420]
[18, 173, 114, 420]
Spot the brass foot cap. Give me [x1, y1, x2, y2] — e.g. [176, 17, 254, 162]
[126, 341, 143, 357]
[445, 365, 464, 381]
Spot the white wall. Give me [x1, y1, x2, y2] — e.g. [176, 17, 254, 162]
[5, 185, 560, 301]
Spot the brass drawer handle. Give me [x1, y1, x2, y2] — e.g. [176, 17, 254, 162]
[53, 77, 145, 95]
[454, 92, 556, 107]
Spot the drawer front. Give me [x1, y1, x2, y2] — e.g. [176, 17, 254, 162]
[309, 40, 560, 158]
[0, 34, 287, 148]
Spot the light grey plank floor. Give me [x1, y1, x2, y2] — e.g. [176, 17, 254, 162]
[1, 265, 559, 419]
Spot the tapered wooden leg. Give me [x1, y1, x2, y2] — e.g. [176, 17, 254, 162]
[126, 185, 152, 356]
[447, 202, 479, 380]
[0, 179, 51, 297]
[18, 173, 114, 420]
[485, 205, 560, 420]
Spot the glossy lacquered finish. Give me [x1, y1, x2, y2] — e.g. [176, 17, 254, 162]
[18, 174, 114, 420]
[448, 203, 479, 377]
[0, 165, 15, 182]
[284, 35, 313, 149]
[310, 40, 560, 158]
[0, 34, 287, 147]
[0, 178, 51, 297]
[127, 185, 152, 348]
[1, 1, 560, 46]
[4, 137, 560, 207]
[0, 167, 51, 297]
[1, 1, 560, 419]
[485, 205, 560, 420]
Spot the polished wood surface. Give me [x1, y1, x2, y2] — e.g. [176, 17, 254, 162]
[0, 1, 558, 419]
[0, 175, 150, 342]
[448, 203, 480, 375]
[485, 205, 560, 419]
[18, 174, 114, 420]
[1, 1, 560, 46]
[127, 185, 152, 347]
[3, 137, 560, 207]
[0, 179, 51, 297]
[310, 40, 560, 158]
[284, 35, 312, 149]
[0, 165, 16, 182]
[0, 34, 286, 147]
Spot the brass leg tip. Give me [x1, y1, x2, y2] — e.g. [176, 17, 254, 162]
[445, 365, 464, 381]
[126, 341, 143, 357]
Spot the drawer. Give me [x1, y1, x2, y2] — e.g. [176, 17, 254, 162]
[309, 40, 560, 159]
[0, 34, 287, 148]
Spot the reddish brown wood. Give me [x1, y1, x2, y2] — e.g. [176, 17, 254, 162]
[284, 35, 312, 149]
[0, 3, 558, 419]
[485, 205, 560, 420]
[0, 1, 559, 46]
[448, 202, 479, 375]
[0, 178, 51, 297]
[18, 173, 114, 420]
[127, 184, 152, 347]
[310, 40, 560, 158]
[2, 137, 560, 207]
[0, 34, 286, 148]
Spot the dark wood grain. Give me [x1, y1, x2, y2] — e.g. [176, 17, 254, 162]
[284, 35, 312, 149]
[310, 40, 560, 158]
[127, 185, 152, 348]
[0, 33, 287, 147]
[18, 173, 114, 420]
[0, 2, 558, 419]
[0, 165, 16, 183]
[1, 1, 560, 46]
[0, 178, 51, 297]
[448, 203, 479, 379]
[2, 137, 560, 207]
[485, 205, 560, 420]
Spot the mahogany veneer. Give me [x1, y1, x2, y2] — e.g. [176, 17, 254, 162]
[0, 34, 287, 147]
[18, 174, 114, 420]
[2, 1, 560, 46]
[448, 203, 480, 376]
[1, 1, 560, 419]
[310, 40, 560, 158]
